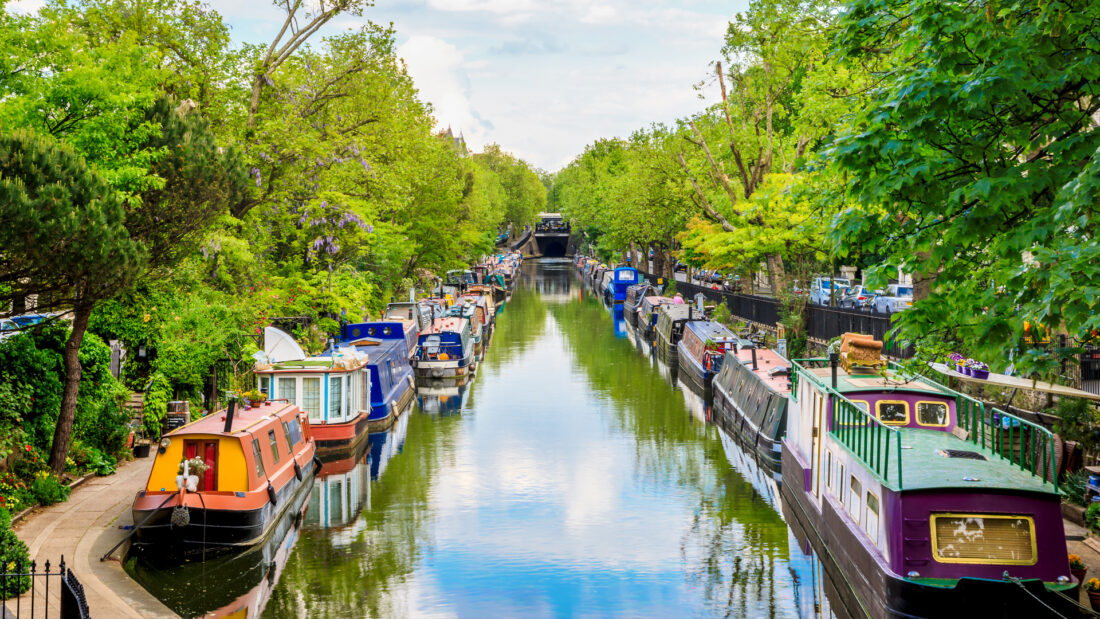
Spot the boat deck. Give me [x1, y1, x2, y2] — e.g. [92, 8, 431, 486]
[836, 426, 1056, 494]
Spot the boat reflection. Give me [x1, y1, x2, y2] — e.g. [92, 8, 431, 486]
[677, 375, 712, 425]
[415, 376, 472, 415]
[368, 401, 411, 480]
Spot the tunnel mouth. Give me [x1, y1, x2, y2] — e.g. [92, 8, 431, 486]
[541, 241, 567, 257]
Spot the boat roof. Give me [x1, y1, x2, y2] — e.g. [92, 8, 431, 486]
[423, 317, 469, 334]
[883, 428, 1055, 494]
[725, 347, 791, 396]
[257, 353, 368, 373]
[658, 304, 700, 320]
[807, 366, 951, 397]
[614, 266, 637, 272]
[684, 320, 735, 341]
[332, 338, 406, 359]
[167, 402, 300, 437]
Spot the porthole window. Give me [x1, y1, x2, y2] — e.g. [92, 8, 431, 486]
[383, 326, 392, 336]
[367, 327, 376, 336]
[352, 328, 361, 337]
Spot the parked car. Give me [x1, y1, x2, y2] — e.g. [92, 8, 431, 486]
[873, 284, 914, 314]
[809, 277, 851, 306]
[10, 313, 46, 328]
[0, 318, 18, 341]
[840, 285, 878, 310]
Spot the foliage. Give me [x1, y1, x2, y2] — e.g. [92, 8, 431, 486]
[1063, 470, 1088, 508]
[1069, 553, 1086, 570]
[827, 0, 1100, 371]
[1051, 398, 1100, 454]
[68, 440, 117, 476]
[29, 472, 69, 506]
[710, 302, 732, 326]
[1088, 503, 1100, 534]
[0, 507, 31, 598]
[143, 372, 172, 440]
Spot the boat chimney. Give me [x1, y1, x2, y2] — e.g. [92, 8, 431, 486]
[751, 347, 758, 371]
[830, 352, 839, 389]
[223, 400, 237, 433]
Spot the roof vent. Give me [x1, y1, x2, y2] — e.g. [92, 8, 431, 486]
[938, 449, 988, 461]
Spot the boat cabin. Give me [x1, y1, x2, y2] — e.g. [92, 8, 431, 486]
[417, 318, 473, 362]
[610, 267, 640, 302]
[654, 304, 704, 351]
[255, 352, 371, 428]
[383, 302, 430, 334]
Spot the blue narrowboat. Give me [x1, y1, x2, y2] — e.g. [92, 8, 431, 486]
[608, 266, 639, 303]
[332, 322, 416, 430]
[676, 320, 737, 393]
[413, 317, 476, 378]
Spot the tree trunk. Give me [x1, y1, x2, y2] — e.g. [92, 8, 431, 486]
[49, 303, 92, 474]
[912, 251, 936, 303]
[652, 245, 664, 280]
[765, 253, 787, 295]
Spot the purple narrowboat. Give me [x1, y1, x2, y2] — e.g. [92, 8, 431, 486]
[782, 343, 1075, 617]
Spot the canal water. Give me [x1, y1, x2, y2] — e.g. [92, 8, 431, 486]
[127, 259, 837, 618]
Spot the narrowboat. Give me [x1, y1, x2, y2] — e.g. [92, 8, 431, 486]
[255, 328, 380, 452]
[131, 400, 317, 549]
[608, 266, 640, 304]
[330, 323, 416, 432]
[598, 269, 615, 302]
[654, 304, 704, 361]
[712, 343, 791, 472]
[675, 320, 737, 394]
[413, 317, 476, 378]
[782, 334, 1076, 618]
[638, 296, 672, 341]
[622, 283, 651, 327]
[383, 301, 431, 339]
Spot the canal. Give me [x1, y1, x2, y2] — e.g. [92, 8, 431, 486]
[127, 259, 835, 618]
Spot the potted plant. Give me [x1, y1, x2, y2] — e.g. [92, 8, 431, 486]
[177, 456, 208, 491]
[1085, 577, 1100, 609]
[1071, 554, 1088, 583]
[971, 361, 990, 380]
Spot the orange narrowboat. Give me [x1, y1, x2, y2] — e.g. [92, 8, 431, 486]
[131, 400, 317, 550]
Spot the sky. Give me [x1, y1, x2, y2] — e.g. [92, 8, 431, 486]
[9, 0, 746, 171]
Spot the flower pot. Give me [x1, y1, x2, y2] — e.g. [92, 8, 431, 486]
[955, 363, 966, 374]
[1072, 566, 1087, 583]
[133, 443, 151, 458]
[971, 369, 990, 379]
[1088, 589, 1100, 610]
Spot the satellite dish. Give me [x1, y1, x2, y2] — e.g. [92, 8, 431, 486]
[264, 327, 306, 363]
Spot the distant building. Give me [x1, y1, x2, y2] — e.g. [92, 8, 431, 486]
[437, 126, 469, 156]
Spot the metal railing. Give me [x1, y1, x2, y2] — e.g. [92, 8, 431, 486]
[1, 556, 90, 619]
[792, 358, 904, 488]
[916, 371, 1058, 490]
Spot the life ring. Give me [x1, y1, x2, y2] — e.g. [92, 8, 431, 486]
[294, 461, 303, 481]
[267, 483, 278, 507]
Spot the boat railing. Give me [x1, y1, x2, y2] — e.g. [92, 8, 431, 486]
[905, 364, 1058, 491]
[792, 358, 904, 488]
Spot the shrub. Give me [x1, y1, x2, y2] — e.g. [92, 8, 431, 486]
[0, 507, 31, 599]
[29, 473, 69, 506]
[143, 372, 172, 440]
[1064, 470, 1089, 508]
[1087, 502, 1100, 533]
[710, 302, 732, 326]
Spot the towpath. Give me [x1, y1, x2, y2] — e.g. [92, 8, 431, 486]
[9, 455, 178, 618]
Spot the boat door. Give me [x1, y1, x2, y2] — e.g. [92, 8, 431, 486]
[184, 439, 218, 491]
[810, 390, 825, 499]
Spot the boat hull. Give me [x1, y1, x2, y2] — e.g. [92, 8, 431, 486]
[366, 379, 415, 432]
[712, 381, 782, 473]
[780, 445, 1077, 619]
[132, 457, 317, 551]
[312, 414, 371, 454]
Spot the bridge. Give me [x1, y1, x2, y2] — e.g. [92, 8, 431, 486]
[530, 213, 574, 257]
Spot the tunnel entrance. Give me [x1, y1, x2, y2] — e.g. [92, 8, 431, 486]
[541, 240, 567, 257]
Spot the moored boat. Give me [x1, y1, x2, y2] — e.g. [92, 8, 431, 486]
[654, 303, 704, 361]
[413, 316, 476, 378]
[675, 320, 737, 394]
[781, 334, 1075, 618]
[131, 400, 317, 550]
[622, 283, 651, 327]
[331, 323, 416, 432]
[638, 295, 672, 341]
[608, 266, 639, 304]
[711, 343, 791, 472]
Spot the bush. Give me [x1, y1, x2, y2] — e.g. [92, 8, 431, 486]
[0, 473, 34, 513]
[1087, 502, 1100, 533]
[143, 372, 172, 440]
[710, 302, 732, 326]
[29, 473, 70, 506]
[1064, 470, 1089, 508]
[0, 508, 31, 599]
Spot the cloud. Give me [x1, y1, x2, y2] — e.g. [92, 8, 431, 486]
[5, 0, 44, 13]
[489, 32, 564, 56]
[397, 35, 493, 151]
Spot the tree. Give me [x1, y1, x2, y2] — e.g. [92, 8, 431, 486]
[0, 130, 146, 474]
[827, 0, 1100, 369]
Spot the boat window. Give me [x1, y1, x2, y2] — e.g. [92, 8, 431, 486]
[281, 421, 295, 452]
[329, 376, 343, 422]
[302, 377, 322, 423]
[252, 438, 265, 477]
[838, 465, 845, 502]
[875, 400, 909, 425]
[259, 376, 270, 397]
[849, 476, 862, 525]
[383, 326, 392, 336]
[865, 492, 880, 542]
[825, 451, 833, 489]
[288, 418, 302, 445]
[931, 514, 1036, 565]
[268, 430, 281, 464]
[362, 372, 370, 410]
[836, 400, 870, 428]
[917, 401, 949, 427]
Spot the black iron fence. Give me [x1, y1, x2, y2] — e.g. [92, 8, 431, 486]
[1, 556, 90, 619]
[635, 269, 912, 358]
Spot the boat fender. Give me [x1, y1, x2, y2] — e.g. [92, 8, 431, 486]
[313, 456, 324, 474]
[704, 355, 712, 372]
[294, 461, 303, 481]
[267, 483, 278, 507]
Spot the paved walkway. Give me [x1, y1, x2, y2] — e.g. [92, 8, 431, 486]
[9, 456, 178, 618]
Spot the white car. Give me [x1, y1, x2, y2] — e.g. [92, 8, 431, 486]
[809, 277, 851, 306]
[873, 284, 914, 314]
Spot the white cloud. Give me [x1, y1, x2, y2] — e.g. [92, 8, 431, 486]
[397, 34, 493, 152]
[6, 0, 44, 13]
